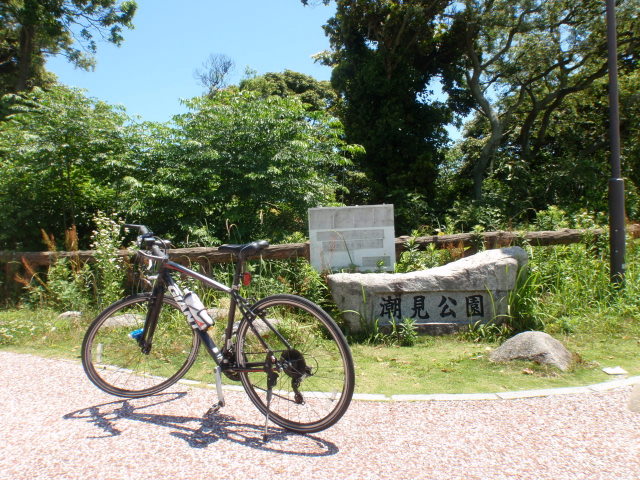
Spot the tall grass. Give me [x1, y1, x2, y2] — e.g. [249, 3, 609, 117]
[13, 213, 127, 312]
[6, 206, 640, 347]
[526, 238, 640, 337]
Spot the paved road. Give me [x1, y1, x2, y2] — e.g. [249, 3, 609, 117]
[1, 351, 639, 480]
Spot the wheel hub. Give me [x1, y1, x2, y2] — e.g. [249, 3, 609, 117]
[280, 349, 311, 379]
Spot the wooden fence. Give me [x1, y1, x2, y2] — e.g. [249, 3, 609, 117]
[2, 225, 639, 268]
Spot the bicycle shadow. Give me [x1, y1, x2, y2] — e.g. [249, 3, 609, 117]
[63, 392, 339, 457]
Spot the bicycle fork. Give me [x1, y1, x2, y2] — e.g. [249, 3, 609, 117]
[137, 283, 166, 354]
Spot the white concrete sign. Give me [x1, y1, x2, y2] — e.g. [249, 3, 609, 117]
[308, 205, 395, 272]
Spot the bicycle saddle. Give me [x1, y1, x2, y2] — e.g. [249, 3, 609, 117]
[218, 240, 270, 259]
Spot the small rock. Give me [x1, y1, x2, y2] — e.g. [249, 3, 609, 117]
[489, 331, 573, 371]
[58, 311, 82, 319]
[207, 308, 229, 320]
[602, 366, 628, 375]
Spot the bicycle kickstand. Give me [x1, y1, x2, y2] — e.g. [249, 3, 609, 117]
[206, 365, 226, 416]
[263, 361, 279, 442]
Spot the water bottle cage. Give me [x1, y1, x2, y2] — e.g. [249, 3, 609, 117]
[183, 289, 214, 330]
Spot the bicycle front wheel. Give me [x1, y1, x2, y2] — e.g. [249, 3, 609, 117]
[235, 294, 355, 433]
[81, 293, 200, 398]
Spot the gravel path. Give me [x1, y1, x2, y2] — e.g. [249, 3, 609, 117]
[1, 350, 639, 480]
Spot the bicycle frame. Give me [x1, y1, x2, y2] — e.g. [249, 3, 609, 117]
[140, 257, 293, 377]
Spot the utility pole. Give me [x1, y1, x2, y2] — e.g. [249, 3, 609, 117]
[606, 0, 626, 285]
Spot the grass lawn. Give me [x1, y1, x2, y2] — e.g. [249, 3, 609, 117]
[2, 308, 638, 396]
[350, 334, 639, 395]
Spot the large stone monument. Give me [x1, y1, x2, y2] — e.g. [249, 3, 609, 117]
[327, 247, 528, 333]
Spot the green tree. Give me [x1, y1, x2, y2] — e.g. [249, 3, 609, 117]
[0, 0, 136, 92]
[0, 86, 136, 249]
[311, 0, 465, 232]
[125, 90, 359, 244]
[508, 70, 640, 218]
[447, 0, 640, 201]
[239, 69, 337, 112]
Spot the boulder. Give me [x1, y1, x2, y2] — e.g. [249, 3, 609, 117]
[489, 331, 573, 371]
[327, 247, 528, 332]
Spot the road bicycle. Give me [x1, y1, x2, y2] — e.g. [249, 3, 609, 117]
[81, 224, 355, 438]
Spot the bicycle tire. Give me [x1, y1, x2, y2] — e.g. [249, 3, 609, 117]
[235, 294, 355, 433]
[81, 293, 200, 398]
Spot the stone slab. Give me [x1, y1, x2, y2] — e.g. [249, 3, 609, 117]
[588, 376, 640, 391]
[309, 205, 396, 272]
[352, 393, 390, 401]
[496, 386, 591, 399]
[391, 393, 500, 401]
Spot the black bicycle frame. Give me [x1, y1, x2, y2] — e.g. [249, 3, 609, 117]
[141, 257, 293, 375]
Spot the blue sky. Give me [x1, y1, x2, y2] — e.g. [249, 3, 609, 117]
[46, 0, 336, 123]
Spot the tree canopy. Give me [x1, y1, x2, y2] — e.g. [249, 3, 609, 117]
[0, 86, 361, 249]
[2, 1, 640, 251]
[446, 0, 640, 202]
[318, 0, 464, 231]
[239, 69, 336, 112]
[0, 0, 136, 92]
[130, 90, 355, 244]
[0, 86, 135, 249]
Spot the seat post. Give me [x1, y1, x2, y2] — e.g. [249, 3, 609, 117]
[223, 256, 245, 349]
[231, 256, 245, 289]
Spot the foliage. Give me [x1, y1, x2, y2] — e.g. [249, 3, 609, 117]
[239, 69, 337, 112]
[0, 0, 136, 93]
[0, 86, 137, 250]
[318, 0, 465, 232]
[504, 73, 640, 219]
[395, 236, 460, 273]
[13, 212, 128, 311]
[446, 0, 640, 204]
[16, 256, 92, 312]
[351, 317, 419, 347]
[124, 90, 359, 244]
[90, 213, 125, 307]
[444, 65, 640, 225]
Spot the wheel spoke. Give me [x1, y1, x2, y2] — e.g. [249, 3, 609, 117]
[82, 294, 200, 398]
[236, 294, 354, 433]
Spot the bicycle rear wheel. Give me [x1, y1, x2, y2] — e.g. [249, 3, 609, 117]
[235, 294, 355, 433]
[82, 293, 200, 398]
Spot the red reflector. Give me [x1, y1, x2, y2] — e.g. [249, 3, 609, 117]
[242, 272, 252, 286]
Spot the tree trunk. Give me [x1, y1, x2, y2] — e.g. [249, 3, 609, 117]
[466, 68, 505, 201]
[16, 22, 35, 91]
[472, 125, 503, 201]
